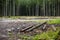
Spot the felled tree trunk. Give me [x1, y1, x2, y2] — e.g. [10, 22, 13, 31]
[20, 22, 47, 32]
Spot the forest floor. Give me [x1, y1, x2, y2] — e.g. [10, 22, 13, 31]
[0, 17, 60, 40]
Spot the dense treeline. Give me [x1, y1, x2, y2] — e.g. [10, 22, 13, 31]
[0, 0, 2, 16]
[0, 0, 60, 16]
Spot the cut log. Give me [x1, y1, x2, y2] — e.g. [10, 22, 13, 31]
[20, 24, 36, 32]
[26, 22, 47, 32]
[51, 25, 56, 31]
[43, 24, 46, 30]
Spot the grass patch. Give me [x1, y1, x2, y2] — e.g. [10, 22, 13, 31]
[47, 19, 60, 24]
[33, 27, 60, 40]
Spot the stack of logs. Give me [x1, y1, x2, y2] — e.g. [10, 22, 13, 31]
[20, 21, 56, 32]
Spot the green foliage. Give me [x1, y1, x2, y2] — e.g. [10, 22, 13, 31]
[16, 0, 32, 6]
[15, 0, 59, 5]
[33, 33, 50, 40]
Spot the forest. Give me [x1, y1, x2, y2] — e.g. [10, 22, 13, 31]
[0, 0, 60, 40]
[0, 0, 60, 16]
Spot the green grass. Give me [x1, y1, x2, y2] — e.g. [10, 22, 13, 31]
[47, 19, 60, 24]
[33, 27, 60, 40]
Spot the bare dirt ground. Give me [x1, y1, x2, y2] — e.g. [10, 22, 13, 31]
[0, 19, 42, 40]
[0, 17, 60, 40]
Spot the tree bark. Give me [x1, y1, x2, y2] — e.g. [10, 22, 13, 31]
[16, 5, 20, 16]
[43, 0, 45, 16]
[29, 7, 31, 16]
[13, 0, 15, 16]
[35, 4, 39, 16]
